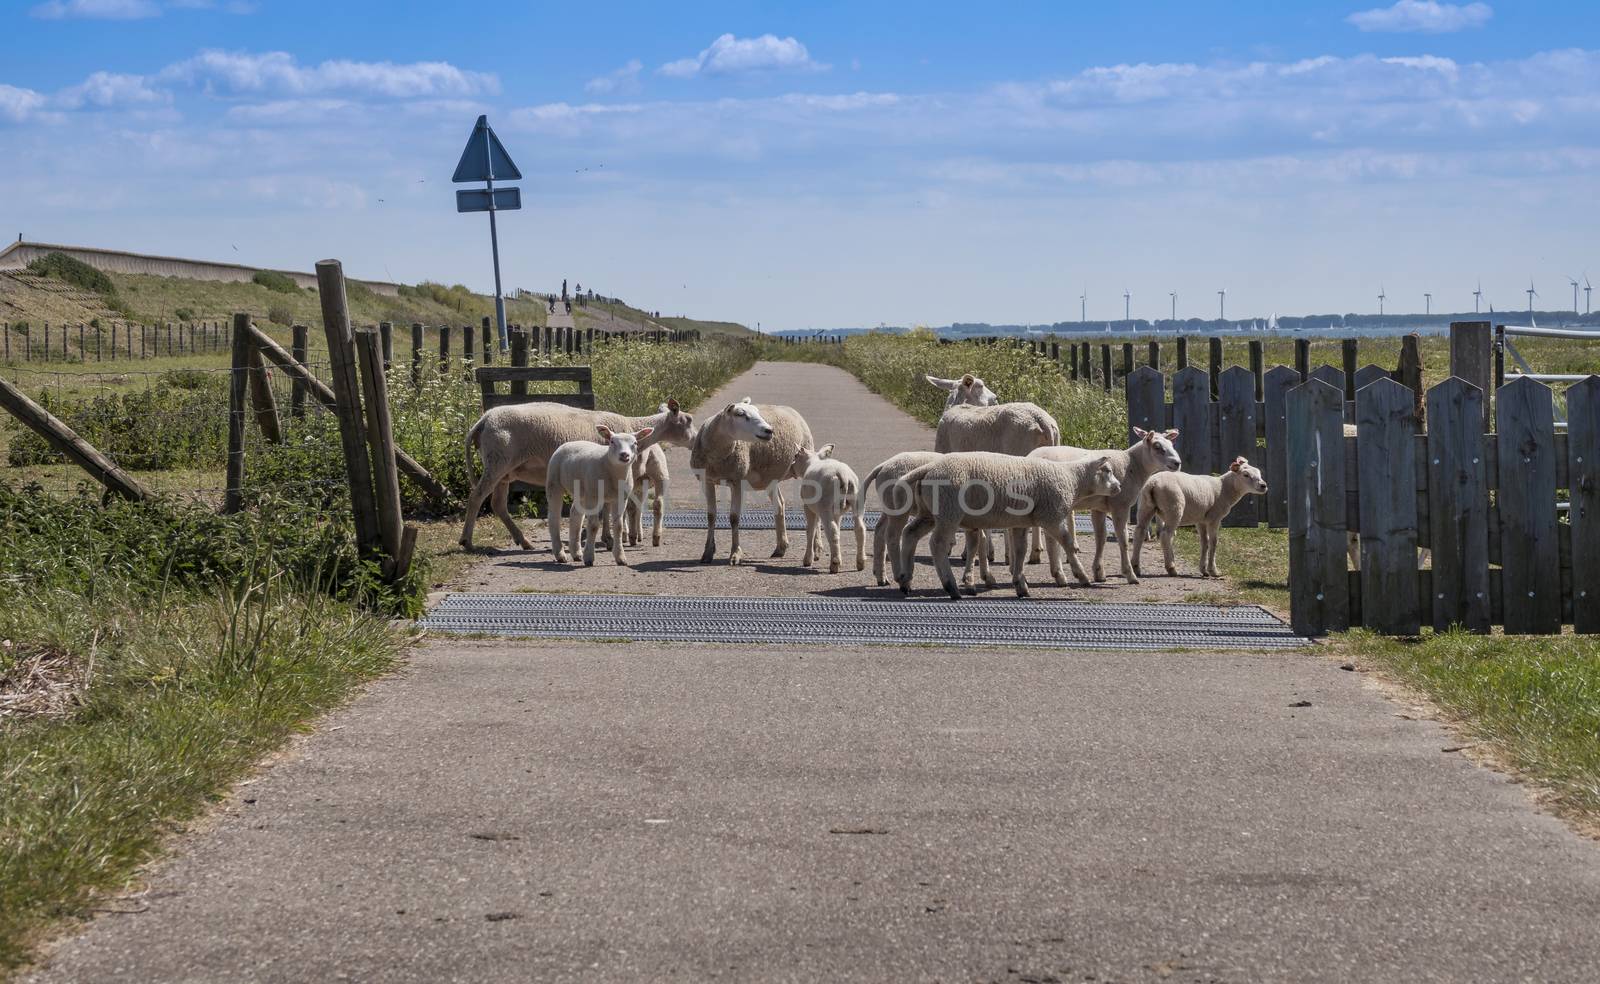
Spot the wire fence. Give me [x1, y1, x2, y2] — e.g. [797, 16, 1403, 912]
[0, 321, 236, 363]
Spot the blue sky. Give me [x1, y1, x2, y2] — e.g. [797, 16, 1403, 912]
[2, 1, 1597, 329]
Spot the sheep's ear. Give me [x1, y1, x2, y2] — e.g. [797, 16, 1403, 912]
[1231, 456, 1247, 471]
[667, 398, 680, 412]
[818, 443, 835, 458]
[597, 425, 614, 442]
[635, 427, 654, 442]
[925, 375, 957, 391]
[739, 397, 753, 404]
[723, 403, 738, 414]
[1164, 429, 1180, 440]
[961, 373, 975, 386]
[1133, 426, 1149, 440]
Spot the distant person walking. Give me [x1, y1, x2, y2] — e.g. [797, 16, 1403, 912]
[561, 278, 568, 301]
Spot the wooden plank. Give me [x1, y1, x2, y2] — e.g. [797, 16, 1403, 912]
[356, 329, 404, 568]
[1496, 376, 1561, 633]
[1565, 376, 1600, 632]
[1287, 378, 1349, 635]
[1170, 366, 1211, 475]
[1217, 365, 1259, 525]
[224, 312, 250, 513]
[246, 336, 283, 444]
[1450, 322, 1492, 425]
[1308, 365, 1344, 394]
[316, 260, 383, 557]
[0, 375, 149, 501]
[475, 365, 595, 383]
[1354, 363, 1389, 393]
[1125, 366, 1165, 445]
[482, 392, 597, 410]
[1262, 365, 1298, 529]
[379, 321, 393, 369]
[1356, 378, 1421, 634]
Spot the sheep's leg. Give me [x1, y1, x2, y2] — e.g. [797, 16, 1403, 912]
[491, 480, 531, 550]
[1161, 521, 1178, 577]
[1110, 509, 1139, 585]
[1204, 524, 1220, 577]
[1046, 521, 1067, 586]
[1007, 528, 1031, 598]
[826, 511, 843, 574]
[569, 498, 585, 566]
[651, 477, 665, 547]
[897, 514, 936, 594]
[1090, 510, 1109, 582]
[873, 513, 894, 586]
[1049, 521, 1092, 586]
[583, 511, 602, 567]
[1029, 526, 1043, 565]
[700, 477, 719, 563]
[728, 482, 745, 566]
[625, 489, 642, 547]
[547, 483, 567, 562]
[611, 496, 628, 566]
[929, 525, 963, 600]
[768, 484, 788, 558]
[1131, 514, 1146, 576]
[459, 463, 505, 548]
[803, 507, 819, 567]
[852, 502, 866, 572]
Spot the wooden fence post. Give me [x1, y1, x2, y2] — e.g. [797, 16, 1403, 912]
[0, 376, 149, 501]
[355, 329, 405, 572]
[1398, 333, 1424, 426]
[316, 260, 383, 558]
[464, 323, 476, 376]
[1449, 321, 1492, 427]
[246, 328, 282, 444]
[1147, 340, 1159, 369]
[1287, 378, 1349, 635]
[1341, 338, 1359, 402]
[1426, 377, 1490, 633]
[1176, 336, 1189, 370]
[1248, 340, 1264, 400]
[379, 321, 393, 370]
[1120, 342, 1133, 380]
[1294, 338, 1310, 381]
[1496, 376, 1561, 634]
[1069, 344, 1079, 380]
[438, 324, 451, 375]
[1262, 365, 1298, 529]
[1566, 376, 1600, 633]
[1208, 337, 1222, 400]
[1218, 366, 1259, 526]
[1355, 378, 1421, 634]
[482, 316, 493, 364]
[1100, 344, 1112, 392]
[1125, 366, 1165, 445]
[411, 322, 424, 387]
[510, 326, 529, 397]
[1170, 366, 1211, 475]
[290, 324, 309, 419]
[224, 312, 251, 514]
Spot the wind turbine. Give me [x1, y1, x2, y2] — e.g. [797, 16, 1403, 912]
[1424, 292, 1431, 316]
[1571, 277, 1581, 316]
[1473, 280, 1483, 314]
[1080, 291, 1086, 323]
[1123, 289, 1131, 323]
[1217, 288, 1226, 322]
[1527, 279, 1538, 316]
[1169, 291, 1177, 324]
[1586, 276, 1593, 315]
[1377, 285, 1386, 317]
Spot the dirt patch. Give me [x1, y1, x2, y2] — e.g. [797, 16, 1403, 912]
[0, 640, 87, 721]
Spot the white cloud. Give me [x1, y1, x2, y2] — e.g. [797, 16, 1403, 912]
[660, 33, 827, 79]
[1348, 1, 1492, 34]
[0, 85, 49, 123]
[160, 50, 499, 99]
[57, 71, 167, 109]
[585, 59, 643, 96]
[30, 0, 159, 18]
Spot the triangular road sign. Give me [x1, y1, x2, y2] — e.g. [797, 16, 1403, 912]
[452, 115, 522, 183]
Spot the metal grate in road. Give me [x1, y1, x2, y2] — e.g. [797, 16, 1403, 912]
[420, 593, 1305, 651]
[662, 510, 1105, 534]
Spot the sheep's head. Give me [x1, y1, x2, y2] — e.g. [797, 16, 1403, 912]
[788, 443, 835, 478]
[655, 398, 697, 445]
[722, 397, 775, 442]
[1134, 426, 1183, 472]
[1229, 456, 1268, 494]
[595, 425, 649, 467]
[1088, 455, 1122, 498]
[926, 373, 999, 408]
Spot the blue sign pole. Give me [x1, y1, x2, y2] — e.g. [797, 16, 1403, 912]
[453, 115, 521, 354]
[483, 124, 508, 353]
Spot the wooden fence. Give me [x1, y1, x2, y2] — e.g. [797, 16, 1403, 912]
[1286, 370, 1599, 637]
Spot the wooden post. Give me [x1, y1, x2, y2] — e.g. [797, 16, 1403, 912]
[1355, 378, 1421, 634]
[1050, 341, 1059, 362]
[411, 322, 424, 387]
[1069, 344, 1079, 380]
[1125, 367, 1165, 445]
[510, 326, 529, 396]
[355, 329, 404, 573]
[1262, 365, 1299, 529]
[246, 329, 282, 444]
[439, 324, 451, 375]
[1248, 339, 1264, 400]
[1100, 344, 1112, 392]
[249, 325, 448, 508]
[464, 322, 476, 376]
[1208, 337, 1222, 400]
[1171, 366, 1211, 475]
[1147, 340, 1159, 369]
[1566, 377, 1600, 633]
[316, 261, 383, 558]
[290, 324, 309, 419]
[1176, 336, 1188, 370]
[1120, 342, 1133, 380]
[1218, 366, 1259, 526]
[1426, 377, 1490, 633]
[224, 312, 251, 514]
[1497, 377, 1561, 634]
[1449, 321, 1492, 427]
[1398, 332, 1425, 427]
[110, 324, 117, 361]
[1287, 378, 1349, 635]
[0, 376, 149, 501]
[482, 316, 493, 364]
[1341, 338, 1359, 403]
[1294, 338, 1310, 381]
[379, 321, 393, 370]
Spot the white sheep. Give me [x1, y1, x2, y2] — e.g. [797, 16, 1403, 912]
[895, 451, 1121, 599]
[689, 398, 814, 565]
[545, 425, 652, 567]
[623, 414, 673, 548]
[924, 373, 999, 408]
[788, 444, 867, 573]
[936, 400, 1061, 565]
[861, 451, 944, 586]
[461, 400, 696, 549]
[1030, 427, 1182, 587]
[1132, 456, 1269, 578]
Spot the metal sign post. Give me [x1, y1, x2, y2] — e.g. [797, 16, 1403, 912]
[453, 115, 522, 353]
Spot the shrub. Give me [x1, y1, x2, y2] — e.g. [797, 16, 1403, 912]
[172, 307, 194, 321]
[26, 252, 115, 296]
[251, 270, 298, 294]
[7, 377, 229, 470]
[267, 304, 294, 326]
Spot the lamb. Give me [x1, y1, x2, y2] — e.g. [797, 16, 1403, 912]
[861, 451, 944, 586]
[788, 444, 867, 574]
[545, 425, 652, 567]
[460, 399, 696, 549]
[1132, 456, 1269, 578]
[622, 407, 681, 547]
[689, 398, 814, 565]
[895, 451, 1121, 599]
[1029, 427, 1182, 587]
[936, 400, 1061, 565]
[924, 373, 999, 408]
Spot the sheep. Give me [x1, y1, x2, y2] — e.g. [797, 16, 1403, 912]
[622, 407, 681, 547]
[788, 444, 867, 573]
[545, 425, 652, 567]
[924, 373, 999, 408]
[1029, 427, 1182, 587]
[689, 398, 814, 565]
[936, 400, 1061, 565]
[861, 451, 944, 586]
[1132, 456, 1269, 578]
[895, 451, 1121, 599]
[460, 399, 696, 550]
